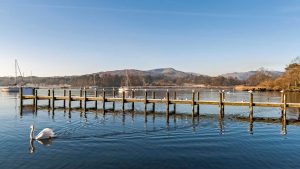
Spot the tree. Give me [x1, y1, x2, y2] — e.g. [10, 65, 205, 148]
[246, 70, 273, 86]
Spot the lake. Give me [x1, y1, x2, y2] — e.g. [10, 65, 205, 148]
[1, 89, 300, 169]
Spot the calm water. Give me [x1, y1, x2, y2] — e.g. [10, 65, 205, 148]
[1, 89, 300, 169]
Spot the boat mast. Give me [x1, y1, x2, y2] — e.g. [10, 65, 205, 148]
[125, 69, 130, 87]
[14, 59, 17, 85]
[93, 74, 96, 86]
[31, 71, 33, 84]
[14, 59, 24, 85]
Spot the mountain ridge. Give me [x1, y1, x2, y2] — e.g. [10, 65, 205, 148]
[0, 67, 283, 87]
[221, 70, 283, 81]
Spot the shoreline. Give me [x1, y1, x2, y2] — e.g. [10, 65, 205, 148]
[234, 85, 300, 92]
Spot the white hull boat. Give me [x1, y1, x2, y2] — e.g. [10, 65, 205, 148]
[1, 86, 20, 92]
[118, 86, 129, 93]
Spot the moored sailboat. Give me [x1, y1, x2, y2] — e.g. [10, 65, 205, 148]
[119, 69, 131, 93]
[1, 60, 23, 93]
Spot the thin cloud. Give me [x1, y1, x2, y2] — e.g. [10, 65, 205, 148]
[280, 6, 300, 13]
[26, 4, 239, 18]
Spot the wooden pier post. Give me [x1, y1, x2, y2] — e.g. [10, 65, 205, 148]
[94, 90, 98, 109]
[112, 88, 115, 111]
[131, 89, 135, 111]
[280, 90, 284, 103]
[191, 90, 195, 117]
[19, 87, 23, 111]
[63, 90, 66, 109]
[222, 91, 225, 112]
[197, 91, 200, 116]
[32, 88, 35, 107]
[152, 91, 155, 112]
[282, 91, 287, 135]
[48, 89, 51, 109]
[144, 90, 147, 113]
[83, 90, 87, 112]
[249, 90, 253, 120]
[52, 89, 55, 109]
[219, 91, 224, 117]
[34, 89, 38, 111]
[283, 93, 287, 119]
[68, 90, 72, 109]
[174, 91, 177, 114]
[166, 90, 169, 118]
[79, 88, 82, 109]
[280, 90, 284, 118]
[102, 89, 106, 111]
[122, 91, 125, 111]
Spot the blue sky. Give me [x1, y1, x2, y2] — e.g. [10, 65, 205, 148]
[0, 0, 299, 77]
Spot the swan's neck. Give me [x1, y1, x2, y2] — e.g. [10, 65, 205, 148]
[30, 128, 34, 140]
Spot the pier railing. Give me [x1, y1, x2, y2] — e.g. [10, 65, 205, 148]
[20, 88, 300, 133]
[19, 88, 296, 121]
[19, 87, 298, 135]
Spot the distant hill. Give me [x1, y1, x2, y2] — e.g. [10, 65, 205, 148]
[1, 68, 282, 87]
[147, 68, 194, 78]
[98, 68, 203, 78]
[221, 71, 283, 81]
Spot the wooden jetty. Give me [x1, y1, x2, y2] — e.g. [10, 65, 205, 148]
[19, 88, 298, 123]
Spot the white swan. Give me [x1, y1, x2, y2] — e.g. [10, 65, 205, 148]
[30, 125, 55, 140]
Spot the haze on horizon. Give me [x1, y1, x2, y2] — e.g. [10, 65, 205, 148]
[0, 0, 299, 77]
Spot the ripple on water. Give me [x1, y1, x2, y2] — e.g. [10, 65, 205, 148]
[1, 91, 300, 169]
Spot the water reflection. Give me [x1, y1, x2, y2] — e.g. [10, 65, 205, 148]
[281, 117, 287, 135]
[218, 117, 225, 135]
[19, 106, 294, 136]
[29, 138, 54, 154]
[249, 109, 254, 134]
[29, 139, 35, 153]
[249, 120, 253, 135]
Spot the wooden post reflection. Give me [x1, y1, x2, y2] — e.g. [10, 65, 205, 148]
[47, 89, 51, 109]
[218, 116, 224, 134]
[122, 91, 125, 112]
[63, 90, 66, 109]
[197, 91, 200, 116]
[249, 118, 253, 135]
[79, 88, 82, 109]
[83, 90, 87, 112]
[152, 91, 155, 112]
[32, 88, 35, 107]
[131, 89, 134, 111]
[112, 88, 115, 111]
[52, 89, 55, 112]
[94, 90, 98, 109]
[68, 90, 71, 110]
[34, 89, 38, 112]
[191, 90, 195, 118]
[19, 87, 23, 113]
[144, 90, 147, 114]
[173, 91, 176, 114]
[103, 89, 106, 112]
[281, 117, 287, 135]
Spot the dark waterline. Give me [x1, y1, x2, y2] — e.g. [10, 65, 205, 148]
[1, 90, 300, 169]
